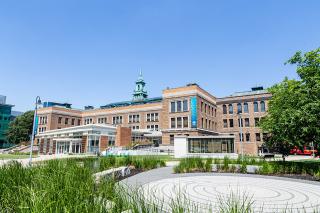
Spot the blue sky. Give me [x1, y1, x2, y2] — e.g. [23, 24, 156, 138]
[0, 0, 319, 112]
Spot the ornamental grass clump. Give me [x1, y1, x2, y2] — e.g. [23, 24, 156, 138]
[174, 157, 215, 173]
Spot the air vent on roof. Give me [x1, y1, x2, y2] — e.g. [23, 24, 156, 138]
[84, 106, 94, 110]
[251, 86, 264, 91]
[186, 83, 198, 87]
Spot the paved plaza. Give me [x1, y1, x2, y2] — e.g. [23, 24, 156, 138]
[123, 167, 320, 213]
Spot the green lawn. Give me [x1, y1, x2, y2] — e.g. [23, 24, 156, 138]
[0, 154, 36, 160]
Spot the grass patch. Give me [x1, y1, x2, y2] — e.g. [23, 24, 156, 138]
[0, 154, 33, 160]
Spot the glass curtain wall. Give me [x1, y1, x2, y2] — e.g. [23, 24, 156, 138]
[188, 138, 234, 153]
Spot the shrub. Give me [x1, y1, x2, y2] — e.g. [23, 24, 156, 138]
[223, 156, 230, 171]
[240, 162, 247, 173]
[205, 158, 213, 172]
[173, 157, 206, 173]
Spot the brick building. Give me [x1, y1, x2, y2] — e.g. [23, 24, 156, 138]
[36, 73, 271, 155]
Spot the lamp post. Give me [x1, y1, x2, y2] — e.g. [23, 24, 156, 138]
[238, 112, 244, 162]
[29, 96, 41, 166]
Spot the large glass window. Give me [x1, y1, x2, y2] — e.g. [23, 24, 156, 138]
[244, 102, 249, 113]
[254, 102, 259, 112]
[183, 100, 188, 112]
[223, 119, 228, 128]
[177, 117, 182, 128]
[229, 104, 233, 114]
[183, 117, 188, 128]
[245, 118, 250, 127]
[261, 101, 266, 112]
[170, 102, 176, 113]
[171, 118, 176, 128]
[256, 133, 261, 141]
[223, 105, 227, 114]
[246, 133, 250, 142]
[188, 138, 234, 153]
[229, 119, 234, 128]
[146, 113, 159, 122]
[237, 103, 242, 113]
[177, 101, 182, 112]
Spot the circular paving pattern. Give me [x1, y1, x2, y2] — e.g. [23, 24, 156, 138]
[140, 176, 320, 213]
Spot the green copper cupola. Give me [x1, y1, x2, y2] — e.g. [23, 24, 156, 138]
[133, 71, 148, 101]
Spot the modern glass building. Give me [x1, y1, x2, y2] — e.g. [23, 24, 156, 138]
[0, 95, 14, 148]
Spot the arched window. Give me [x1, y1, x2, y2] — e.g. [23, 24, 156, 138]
[243, 102, 249, 113]
[237, 103, 242, 113]
[254, 102, 259, 112]
[261, 101, 266, 112]
[223, 105, 227, 114]
[228, 104, 233, 114]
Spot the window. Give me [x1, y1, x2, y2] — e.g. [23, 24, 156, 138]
[239, 133, 244, 142]
[177, 117, 182, 128]
[147, 125, 159, 131]
[245, 118, 250, 127]
[98, 117, 107, 124]
[254, 102, 259, 112]
[244, 103, 249, 113]
[58, 117, 62, 124]
[131, 126, 140, 130]
[177, 101, 182, 112]
[254, 118, 260, 127]
[171, 102, 176, 113]
[183, 100, 188, 112]
[170, 135, 174, 145]
[256, 133, 261, 141]
[108, 137, 115, 146]
[237, 103, 242, 113]
[171, 100, 189, 113]
[223, 105, 227, 114]
[201, 118, 204, 128]
[246, 133, 250, 142]
[229, 119, 234, 128]
[78, 119, 81, 126]
[129, 114, 140, 123]
[71, 118, 75, 125]
[112, 116, 123, 125]
[85, 117, 93, 125]
[146, 113, 159, 122]
[183, 117, 188, 128]
[261, 101, 266, 112]
[171, 118, 176, 128]
[214, 109, 217, 117]
[204, 103, 207, 114]
[65, 118, 69, 125]
[229, 104, 233, 114]
[238, 118, 243, 127]
[201, 101, 204, 112]
[223, 119, 228, 128]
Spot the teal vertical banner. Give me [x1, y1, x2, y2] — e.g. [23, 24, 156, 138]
[191, 96, 197, 128]
[34, 116, 39, 134]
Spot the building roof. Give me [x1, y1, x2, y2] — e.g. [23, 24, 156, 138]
[100, 97, 163, 109]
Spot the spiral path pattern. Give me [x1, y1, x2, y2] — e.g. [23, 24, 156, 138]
[141, 176, 320, 213]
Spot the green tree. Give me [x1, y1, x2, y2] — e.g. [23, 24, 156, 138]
[6, 111, 34, 144]
[261, 48, 320, 160]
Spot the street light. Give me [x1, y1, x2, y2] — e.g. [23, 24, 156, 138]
[29, 96, 41, 166]
[238, 111, 244, 162]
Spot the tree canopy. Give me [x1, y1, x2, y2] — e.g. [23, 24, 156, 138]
[260, 48, 320, 157]
[6, 111, 34, 144]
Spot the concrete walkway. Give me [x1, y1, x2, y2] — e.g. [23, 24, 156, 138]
[122, 167, 320, 213]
